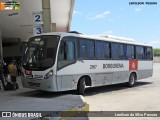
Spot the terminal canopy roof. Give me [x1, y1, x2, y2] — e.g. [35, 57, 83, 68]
[0, 0, 74, 41]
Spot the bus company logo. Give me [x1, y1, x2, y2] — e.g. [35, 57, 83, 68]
[0, 1, 20, 10]
[132, 62, 135, 69]
[129, 60, 138, 71]
[103, 63, 124, 69]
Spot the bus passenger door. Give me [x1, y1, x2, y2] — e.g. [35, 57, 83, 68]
[56, 37, 76, 91]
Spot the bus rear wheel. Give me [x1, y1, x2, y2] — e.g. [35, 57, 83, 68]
[77, 77, 85, 95]
[127, 73, 136, 87]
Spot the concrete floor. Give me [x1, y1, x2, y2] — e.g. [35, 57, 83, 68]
[0, 63, 159, 120]
[82, 63, 160, 120]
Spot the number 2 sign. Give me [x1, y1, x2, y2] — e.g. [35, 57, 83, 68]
[33, 12, 42, 23]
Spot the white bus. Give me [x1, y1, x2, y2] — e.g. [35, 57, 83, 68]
[21, 32, 153, 94]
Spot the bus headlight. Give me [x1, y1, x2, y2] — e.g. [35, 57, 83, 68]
[44, 70, 53, 79]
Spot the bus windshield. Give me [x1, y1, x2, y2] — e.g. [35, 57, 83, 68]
[23, 35, 60, 70]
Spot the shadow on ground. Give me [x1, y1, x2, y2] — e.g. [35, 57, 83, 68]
[13, 81, 152, 98]
[84, 81, 152, 96]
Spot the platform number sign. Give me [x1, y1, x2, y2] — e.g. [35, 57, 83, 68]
[35, 15, 41, 22]
[32, 11, 43, 36]
[33, 25, 43, 36]
[33, 12, 42, 23]
[36, 26, 42, 34]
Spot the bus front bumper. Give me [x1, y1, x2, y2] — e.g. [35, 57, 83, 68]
[21, 76, 58, 92]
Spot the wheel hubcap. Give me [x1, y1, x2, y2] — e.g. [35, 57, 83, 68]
[130, 76, 135, 85]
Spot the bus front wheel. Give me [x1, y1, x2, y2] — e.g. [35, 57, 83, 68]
[127, 73, 136, 87]
[77, 77, 85, 95]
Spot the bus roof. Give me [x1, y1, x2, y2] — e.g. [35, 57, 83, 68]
[39, 32, 152, 47]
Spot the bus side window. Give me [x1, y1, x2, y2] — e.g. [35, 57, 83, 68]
[96, 41, 104, 59]
[126, 45, 135, 59]
[58, 41, 75, 69]
[111, 43, 125, 59]
[79, 39, 95, 59]
[136, 46, 145, 60]
[86, 40, 95, 59]
[58, 41, 65, 60]
[111, 43, 119, 59]
[132, 45, 135, 59]
[79, 39, 86, 59]
[104, 42, 110, 59]
[118, 44, 125, 59]
[146, 47, 153, 60]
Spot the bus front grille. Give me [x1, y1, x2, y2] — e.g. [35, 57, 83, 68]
[28, 82, 40, 87]
[26, 75, 43, 80]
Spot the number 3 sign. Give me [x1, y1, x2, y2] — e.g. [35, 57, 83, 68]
[33, 25, 43, 36]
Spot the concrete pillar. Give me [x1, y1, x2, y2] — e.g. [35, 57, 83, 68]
[42, 0, 52, 33]
[52, 23, 56, 32]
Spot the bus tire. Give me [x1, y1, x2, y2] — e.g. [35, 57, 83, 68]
[127, 73, 136, 87]
[77, 77, 85, 95]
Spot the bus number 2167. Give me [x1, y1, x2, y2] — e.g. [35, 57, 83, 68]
[90, 65, 97, 69]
